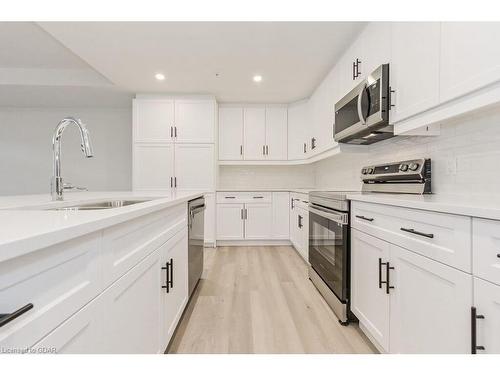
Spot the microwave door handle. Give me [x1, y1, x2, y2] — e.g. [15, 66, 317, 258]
[357, 83, 367, 125]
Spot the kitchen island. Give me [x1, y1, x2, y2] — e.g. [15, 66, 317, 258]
[0, 190, 205, 354]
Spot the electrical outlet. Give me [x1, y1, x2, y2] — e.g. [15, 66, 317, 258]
[446, 157, 457, 176]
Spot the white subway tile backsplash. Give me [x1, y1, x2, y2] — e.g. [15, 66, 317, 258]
[314, 106, 500, 196]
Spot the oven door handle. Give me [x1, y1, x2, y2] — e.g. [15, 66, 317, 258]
[357, 83, 367, 125]
[308, 206, 348, 225]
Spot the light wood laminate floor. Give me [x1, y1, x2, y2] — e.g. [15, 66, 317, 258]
[168, 246, 377, 354]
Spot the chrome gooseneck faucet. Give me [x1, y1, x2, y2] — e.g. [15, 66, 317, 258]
[51, 117, 94, 201]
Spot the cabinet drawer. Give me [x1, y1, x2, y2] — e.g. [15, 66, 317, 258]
[351, 201, 471, 272]
[473, 218, 500, 285]
[0, 233, 102, 350]
[102, 203, 186, 286]
[216, 192, 272, 204]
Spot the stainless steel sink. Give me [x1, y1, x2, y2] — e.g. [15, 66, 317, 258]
[43, 199, 153, 211]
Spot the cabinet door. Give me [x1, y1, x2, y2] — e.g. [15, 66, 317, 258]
[133, 144, 174, 191]
[389, 244, 472, 353]
[297, 207, 309, 261]
[440, 22, 500, 103]
[99, 248, 163, 353]
[243, 107, 266, 160]
[287, 101, 309, 160]
[359, 22, 392, 79]
[265, 107, 288, 160]
[244, 203, 273, 239]
[203, 193, 216, 246]
[350, 229, 391, 352]
[31, 293, 104, 354]
[289, 201, 299, 248]
[474, 277, 500, 354]
[219, 107, 243, 160]
[271, 192, 290, 239]
[0, 233, 101, 351]
[160, 228, 188, 349]
[174, 99, 215, 143]
[174, 143, 214, 191]
[217, 204, 245, 240]
[391, 22, 440, 123]
[133, 99, 175, 142]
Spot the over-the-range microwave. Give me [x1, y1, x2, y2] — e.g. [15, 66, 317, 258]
[334, 64, 394, 145]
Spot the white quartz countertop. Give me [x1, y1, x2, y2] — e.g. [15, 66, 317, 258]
[217, 188, 313, 194]
[0, 190, 205, 262]
[346, 192, 500, 221]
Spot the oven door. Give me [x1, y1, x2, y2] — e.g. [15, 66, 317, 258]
[308, 204, 349, 302]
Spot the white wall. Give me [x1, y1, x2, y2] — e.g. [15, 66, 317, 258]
[218, 165, 315, 190]
[0, 107, 132, 195]
[314, 105, 500, 196]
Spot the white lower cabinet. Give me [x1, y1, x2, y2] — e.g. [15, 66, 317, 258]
[160, 228, 189, 348]
[272, 192, 290, 239]
[92, 246, 164, 354]
[26, 208, 192, 354]
[389, 244, 472, 353]
[351, 229, 390, 352]
[245, 203, 273, 239]
[351, 227, 472, 353]
[289, 195, 309, 262]
[31, 290, 104, 354]
[216, 192, 290, 242]
[217, 203, 245, 240]
[473, 277, 500, 354]
[34, 246, 163, 354]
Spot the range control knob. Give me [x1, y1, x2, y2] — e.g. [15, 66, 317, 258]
[399, 164, 409, 172]
[367, 167, 374, 174]
[408, 162, 419, 171]
[361, 168, 367, 175]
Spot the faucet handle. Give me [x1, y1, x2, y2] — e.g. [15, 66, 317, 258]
[63, 182, 88, 191]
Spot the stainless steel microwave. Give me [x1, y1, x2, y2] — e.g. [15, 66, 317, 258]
[334, 64, 393, 145]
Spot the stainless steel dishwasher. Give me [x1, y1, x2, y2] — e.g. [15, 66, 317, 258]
[188, 197, 205, 296]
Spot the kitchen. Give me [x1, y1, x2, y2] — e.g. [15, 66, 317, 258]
[1, 3, 500, 371]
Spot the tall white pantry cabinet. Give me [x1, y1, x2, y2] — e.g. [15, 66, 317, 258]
[132, 95, 217, 246]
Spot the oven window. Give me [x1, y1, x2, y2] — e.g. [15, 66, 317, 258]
[335, 95, 360, 135]
[308, 211, 348, 301]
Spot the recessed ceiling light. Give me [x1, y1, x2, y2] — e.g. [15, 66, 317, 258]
[155, 73, 165, 81]
[253, 75, 263, 83]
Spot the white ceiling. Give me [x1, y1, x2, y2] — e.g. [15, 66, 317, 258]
[0, 22, 132, 107]
[39, 22, 365, 103]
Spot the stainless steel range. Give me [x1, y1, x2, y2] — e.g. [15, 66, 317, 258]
[308, 191, 356, 325]
[308, 159, 432, 325]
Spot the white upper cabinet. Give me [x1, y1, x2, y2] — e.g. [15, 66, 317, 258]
[359, 23, 392, 79]
[391, 22, 441, 123]
[219, 107, 244, 160]
[243, 107, 267, 160]
[215, 105, 288, 161]
[133, 99, 175, 142]
[133, 144, 174, 191]
[440, 22, 500, 103]
[174, 99, 215, 143]
[134, 97, 215, 144]
[174, 144, 215, 191]
[265, 106, 288, 160]
[287, 101, 309, 160]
